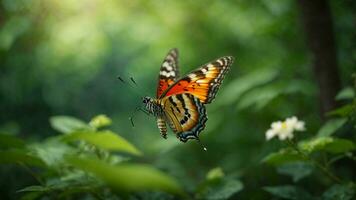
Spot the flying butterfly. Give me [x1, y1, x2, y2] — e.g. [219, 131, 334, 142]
[142, 48, 234, 143]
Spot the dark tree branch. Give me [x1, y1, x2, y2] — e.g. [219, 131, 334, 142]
[297, 0, 341, 120]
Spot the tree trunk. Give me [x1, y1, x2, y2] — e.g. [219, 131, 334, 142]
[297, 0, 341, 120]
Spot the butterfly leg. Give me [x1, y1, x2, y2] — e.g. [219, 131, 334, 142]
[156, 117, 167, 139]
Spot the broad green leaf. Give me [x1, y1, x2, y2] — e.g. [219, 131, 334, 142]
[299, 137, 355, 154]
[277, 162, 313, 182]
[322, 184, 355, 200]
[0, 150, 45, 167]
[0, 134, 25, 149]
[236, 83, 283, 110]
[317, 118, 347, 137]
[206, 167, 225, 181]
[336, 87, 355, 100]
[218, 68, 278, 106]
[263, 185, 314, 200]
[89, 114, 112, 129]
[50, 116, 91, 134]
[327, 104, 355, 117]
[65, 156, 184, 195]
[196, 178, 243, 200]
[29, 138, 74, 167]
[17, 185, 49, 193]
[62, 130, 142, 156]
[262, 148, 305, 166]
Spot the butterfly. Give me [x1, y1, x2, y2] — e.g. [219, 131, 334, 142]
[142, 48, 234, 143]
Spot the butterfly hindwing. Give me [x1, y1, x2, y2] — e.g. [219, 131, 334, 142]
[160, 56, 233, 104]
[160, 93, 207, 142]
[156, 48, 179, 98]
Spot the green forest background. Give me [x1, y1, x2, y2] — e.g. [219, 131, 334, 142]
[0, 0, 356, 199]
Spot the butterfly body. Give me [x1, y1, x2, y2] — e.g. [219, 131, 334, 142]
[143, 49, 234, 143]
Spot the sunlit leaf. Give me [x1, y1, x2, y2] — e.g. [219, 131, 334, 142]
[0, 149, 45, 167]
[0, 134, 25, 149]
[322, 184, 355, 200]
[262, 148, 305, 166]
[50, 116, 91, 134]
[206, 167, 225, 181]
[317, 118, 347, 137]
[263, 185, 314, 200]
[277, 162, 313, 182]
[62, 130, 142, 156]
[336, 87, 355, 100]
[299, 137, 355, 154]
[89, 114, 112, 129]
[66, 156, 184, 195]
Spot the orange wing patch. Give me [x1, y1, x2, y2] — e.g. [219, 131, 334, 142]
[160, 56, 234, 104]
[156, 48, 179, 98]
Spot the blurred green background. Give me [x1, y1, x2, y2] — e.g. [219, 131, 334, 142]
[0, 0, 355, 199]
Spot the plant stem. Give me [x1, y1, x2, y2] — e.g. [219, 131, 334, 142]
[286, 139, 342, 184]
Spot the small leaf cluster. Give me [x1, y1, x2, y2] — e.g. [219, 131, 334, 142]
[0, 115, 184, 199]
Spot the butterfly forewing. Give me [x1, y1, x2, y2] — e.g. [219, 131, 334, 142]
[160, 93, 207, 142]
[160, 56, 234, 104]
[156, 48, 180, 98]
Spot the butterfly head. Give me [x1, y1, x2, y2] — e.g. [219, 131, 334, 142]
[142, 96, 152, 104]
[142, 96, 161, 116]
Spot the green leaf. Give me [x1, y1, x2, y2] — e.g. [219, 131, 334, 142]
[0, 149, 45, 167]
[263, 185, 314, 200]
[50, 116, 91, 134]
[62, 130, 142, 156]
[29, 138, 74, 167]
[236, 83, 283, 110]
[262, 148, 305, 166]
[218, 68, 278, 106]
[276, 162, 313, 182]
[196, 178, 243, 200]
[17, 185, 48, 193]
[317, 118, 347, 137]
[322, 184, 355, 200]
[336, 87, 355, 100]
[65, 156, 184, 195]
[299, 137, 356, 154]
[0, 134, 25, 149]
[89, 114, 112, 129]
[327, 104, 355, 117]
[206, 167, 225, 181]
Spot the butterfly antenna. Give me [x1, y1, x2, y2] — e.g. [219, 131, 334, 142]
[128, 106, 141, 128]
[117, 75, 147, 98]
[130, 77, 137, 86]
[197, 138, 207, 151]
[117, 76, 126, 83]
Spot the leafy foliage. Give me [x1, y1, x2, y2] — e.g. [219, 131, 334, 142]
[263, 185, 314, 200]
[276, 162, 313, 182]
[0, 115, 186, 199]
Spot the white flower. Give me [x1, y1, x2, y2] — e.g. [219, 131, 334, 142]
[265, 116, 305, 141]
